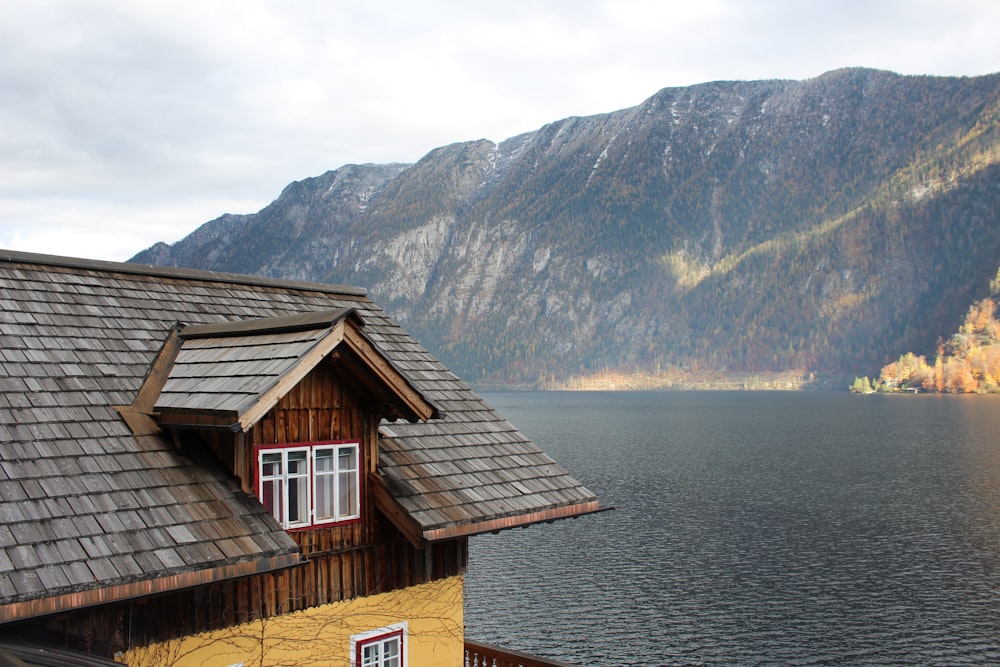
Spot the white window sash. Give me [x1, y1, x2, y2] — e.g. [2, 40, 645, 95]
[283, 447, 311, 528]
[312, 443, 360, 524]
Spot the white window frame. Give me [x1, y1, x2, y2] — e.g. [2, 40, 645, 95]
[351, 622, 407, 667]
[257, 441, 361, 530]
[309, 442, 361, 525]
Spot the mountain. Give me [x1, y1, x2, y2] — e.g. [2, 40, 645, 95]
[132, 68, 1000, 388]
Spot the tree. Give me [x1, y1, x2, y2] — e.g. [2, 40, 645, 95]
[879, 352, 931, 390]
[943, 357, 978, 393]
[850, 376, 876, 393]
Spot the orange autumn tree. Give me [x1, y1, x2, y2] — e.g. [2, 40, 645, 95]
[863, 269, 1000, 394]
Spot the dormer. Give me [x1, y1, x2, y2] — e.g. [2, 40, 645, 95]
[123, 308, 437, 538]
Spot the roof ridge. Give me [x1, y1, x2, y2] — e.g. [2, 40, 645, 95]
[179, 308, 362, 339]
[0, 248, 368, 297]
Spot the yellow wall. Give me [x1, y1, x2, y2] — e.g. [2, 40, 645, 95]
[121, 575, 465, 667]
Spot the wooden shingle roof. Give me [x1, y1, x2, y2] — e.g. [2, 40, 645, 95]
[150, 308, 436, 430]
[159, 322, 335, 415]
[0, 249, 600, 621]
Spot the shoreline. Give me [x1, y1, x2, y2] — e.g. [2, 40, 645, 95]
[476, 370, 855, 392]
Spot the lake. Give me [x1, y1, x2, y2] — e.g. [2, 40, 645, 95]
[464, 391, 1000, 666]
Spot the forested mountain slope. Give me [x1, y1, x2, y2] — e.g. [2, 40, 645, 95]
[133, 68, 1000, 387]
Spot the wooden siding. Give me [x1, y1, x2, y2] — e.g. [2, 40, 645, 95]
[251, 361, 372, 448]
[245, 363, 380, 549]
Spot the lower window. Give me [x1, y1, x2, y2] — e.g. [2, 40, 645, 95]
[257, 441, 360, 529]
[352, 623, 407, 667]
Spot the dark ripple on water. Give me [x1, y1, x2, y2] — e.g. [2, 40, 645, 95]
[464, 392, 1000, 666]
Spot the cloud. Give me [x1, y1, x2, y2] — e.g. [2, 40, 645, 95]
[1, 0, 998, 261]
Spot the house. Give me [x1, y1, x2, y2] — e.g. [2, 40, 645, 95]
[0, 250, 601, 666]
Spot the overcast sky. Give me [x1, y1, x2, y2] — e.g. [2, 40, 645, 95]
[2, 0, 998, 262]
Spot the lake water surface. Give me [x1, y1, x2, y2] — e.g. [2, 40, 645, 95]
[464, 391, 1000, 666]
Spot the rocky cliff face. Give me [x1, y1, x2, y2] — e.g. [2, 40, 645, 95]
[133, 68, 1000, 386]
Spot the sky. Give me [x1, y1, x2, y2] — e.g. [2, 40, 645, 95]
[2, 1, 999, 262]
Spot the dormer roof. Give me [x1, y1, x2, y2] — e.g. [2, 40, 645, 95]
[138, 308, 437, 432]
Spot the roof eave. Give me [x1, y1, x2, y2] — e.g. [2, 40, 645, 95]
[421, 500, 607, 541]
[0, 552, 302, 624]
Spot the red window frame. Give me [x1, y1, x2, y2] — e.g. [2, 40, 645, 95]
[254, 440, 362, 531]
[355, 627, 405, 667]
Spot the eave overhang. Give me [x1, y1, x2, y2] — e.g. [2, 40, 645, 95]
[421, 501, 607, 541]
[0, 552, 300, 624]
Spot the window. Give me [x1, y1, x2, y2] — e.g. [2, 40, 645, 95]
[352, 623, 406, 667]
[257, 441, 360, 529]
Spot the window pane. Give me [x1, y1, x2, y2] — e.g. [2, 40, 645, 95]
[339, 471, 357, 517]
[288, 476, 311, 526]
[259, 451, 283, 524]
[315, 476, 334, 520]
[315, 472, 334, 521]
[261, 452, 282, 477]
[315, 448, 333, 472]
[286, 451, 308, 526]
[287, 450, 308, 475]
[337, 445, 358, 518]
[261, 478, 282, 525]
[314, 448, 335, 521]
[338, 446, 357, 472]
[383, 638, 400, 667]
